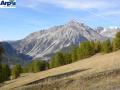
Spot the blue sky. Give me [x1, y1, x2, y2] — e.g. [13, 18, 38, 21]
[0, 0, 120, 40]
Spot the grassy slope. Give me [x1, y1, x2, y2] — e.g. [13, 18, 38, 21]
[17, 70, 120, 90]
[1, 51, 120, 90]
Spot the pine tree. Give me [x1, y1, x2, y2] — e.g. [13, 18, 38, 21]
[50, 52, 65, 68]
[63, 53, 72, 64]
[113, 32, 120, 51]
[27, 63, 34, 72]
[2, 64, 11, 81]
[55, 52, 65, 66]
[50, 57, 56, 68]
[11, 64, 22, 79]
[78, 41, 95, 59]
[94, 41, 101, 53]
[101, 39, 112, 53]
[22, 67, 28, 73]
[90, 41, 96, 54]
[26, 60, 48, 73]
[39, 61, 49, 71]
[71, 46, 78, 62]
[0, 43, 4, 83]
[32, 61, 40, 73]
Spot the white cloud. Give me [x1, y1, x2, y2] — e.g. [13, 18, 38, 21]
[51, 0, 115, 10]
[19, 0, 118, 10]
[18, 0, 120, 19]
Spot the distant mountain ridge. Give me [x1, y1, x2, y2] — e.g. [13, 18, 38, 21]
[9, 20, 105, 60]
[95, 27, 120, 38]
[1, 42, 32, 65]
[0, 20, 118, 61]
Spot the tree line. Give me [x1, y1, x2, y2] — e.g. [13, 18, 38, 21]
[49, 32, 120, 68]
[0, 32, 120, 83]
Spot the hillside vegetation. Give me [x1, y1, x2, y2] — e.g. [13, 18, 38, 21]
[1, 31, 120, 90]
[0, 32, 120, 90]
[1, 50, 120, 90]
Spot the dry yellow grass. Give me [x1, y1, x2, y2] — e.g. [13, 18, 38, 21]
[1, 51, 120, 90]
[16, 71, 120, 90]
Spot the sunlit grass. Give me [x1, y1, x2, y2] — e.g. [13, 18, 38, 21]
[1, 51, 120, 90]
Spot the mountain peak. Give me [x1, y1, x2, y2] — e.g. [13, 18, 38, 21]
[67, 19, 84, 26]
[9, 20, 104, 60]
[68, 19, 79, 23]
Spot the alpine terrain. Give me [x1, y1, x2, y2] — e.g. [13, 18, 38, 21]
[9, 20, 105, 60]
[95, 27, 120, 38]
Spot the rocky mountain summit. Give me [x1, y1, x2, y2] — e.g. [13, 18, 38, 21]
[9, 20, 105, 60]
